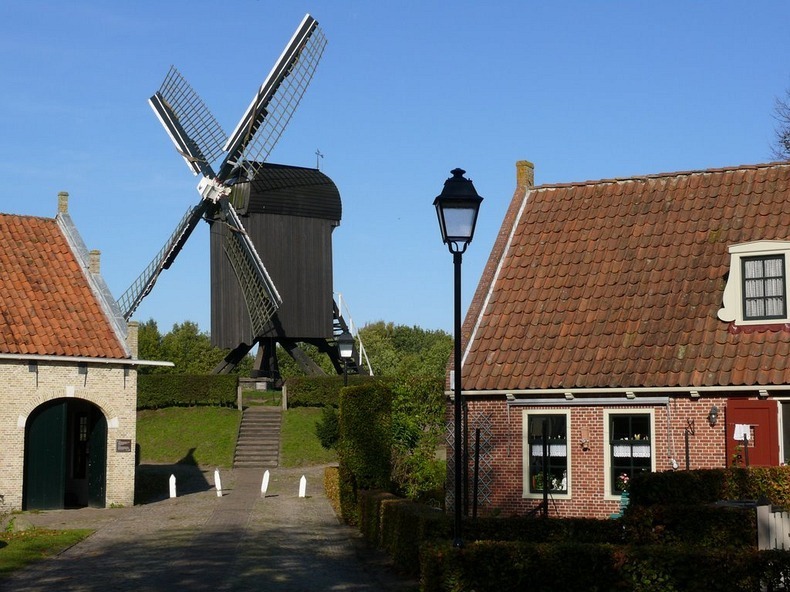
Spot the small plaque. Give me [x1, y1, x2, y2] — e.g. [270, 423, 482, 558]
[116, 439, 133, 453]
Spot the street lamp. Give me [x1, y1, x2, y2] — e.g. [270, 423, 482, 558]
[337, 329, 355, 386]
[434, 167, 483, 548]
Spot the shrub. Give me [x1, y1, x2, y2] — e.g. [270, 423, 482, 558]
[631, 466, 790, 508]
[336, 382, 393, 522]
[137, 374, 237, 409]
[284, 375, 379, 408]
[315, 405, 340, 449]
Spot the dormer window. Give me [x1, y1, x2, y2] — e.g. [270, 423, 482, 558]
[742, 255, 786, 320]
[719, 241, 790, 326]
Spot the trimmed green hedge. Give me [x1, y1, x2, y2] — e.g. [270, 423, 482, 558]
[631, 467, 790, 507]
[337, 382, 393, 524]
[137, 374, 237, 409]
[284, 375, 380, 407]
[420, 542, 779, 592]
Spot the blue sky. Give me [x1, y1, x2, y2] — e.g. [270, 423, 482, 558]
[1, 1, 789, 335]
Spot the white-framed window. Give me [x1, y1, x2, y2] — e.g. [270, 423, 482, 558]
[522, 409, 571, 499]
[603, 409, 655, 499]
[719, 241, 790, 326]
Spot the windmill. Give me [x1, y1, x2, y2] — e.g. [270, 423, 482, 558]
[118, 14, 358, 380]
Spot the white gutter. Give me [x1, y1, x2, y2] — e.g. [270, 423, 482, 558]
[459, 385, 786, 397]
[0, 353, 174, 367]
[505, 397, 669, 407]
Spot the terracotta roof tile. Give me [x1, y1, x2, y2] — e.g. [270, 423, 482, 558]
[0, 213, 127, 359]
[462, 162, 790, 391]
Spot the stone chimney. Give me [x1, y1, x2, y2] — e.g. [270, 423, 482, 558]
[58, 191, 69, 213]
[516, 160, 535, 190]
[127, 321, 139, 358]
[89, 250, 101, 274]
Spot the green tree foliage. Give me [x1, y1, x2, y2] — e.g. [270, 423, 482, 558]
[136, 319, 253, 375]
[358, 321, 452, 379]
[276, 342, 336, 378]
[773, 85, 790, 160]
[390, 375, 447, 503]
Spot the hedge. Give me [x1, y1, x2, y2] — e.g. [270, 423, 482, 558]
[336, 382, 393, 524]
[137, 374, 238, 409]
[419, 542, 780, 592]
[630, 467, 790, 508]
[284, 374, 381, 408]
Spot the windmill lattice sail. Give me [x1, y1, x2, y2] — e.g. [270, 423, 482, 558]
[118, 13, 325, 340]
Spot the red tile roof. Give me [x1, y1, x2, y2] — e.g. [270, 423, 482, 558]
[0, 213, 128, 359]
[462, 162, 790, 391]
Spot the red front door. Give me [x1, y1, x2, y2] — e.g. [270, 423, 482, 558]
[726, 399, 779, 467]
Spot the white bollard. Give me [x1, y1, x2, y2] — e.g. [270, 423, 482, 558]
[299, 475, 307, 498]
[261, 469, 270, 497]
[169, 474, 177, 498]
[215, 468, 223, 497]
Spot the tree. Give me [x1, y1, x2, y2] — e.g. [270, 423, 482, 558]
[137, 318, 253, 375]
[137, 319, 163, 375]
[358, 321, 452, 379]
[773, 86, 790, 161]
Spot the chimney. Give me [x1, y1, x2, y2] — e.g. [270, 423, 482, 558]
[89, 250, 101, 274]
[58, 191, 69, 213]
[516, 160, 535, 190]
[127, 321, 139, 358]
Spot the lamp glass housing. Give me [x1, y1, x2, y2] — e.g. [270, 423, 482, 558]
[434, 168, 483, 253]
[337, 330, 354, 360]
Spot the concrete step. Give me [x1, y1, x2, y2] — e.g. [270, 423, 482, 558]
[234, 406, 282, 469]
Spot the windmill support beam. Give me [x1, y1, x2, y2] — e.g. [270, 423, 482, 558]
[212, 342, 254, 375]
[280, 339, 326, 376]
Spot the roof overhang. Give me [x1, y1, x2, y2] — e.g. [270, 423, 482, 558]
[448, 385, 788, 403]
[0, 353, 174, 367]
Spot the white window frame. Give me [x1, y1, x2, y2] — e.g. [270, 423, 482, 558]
[522, 409, 571, 500]
[718, 241, 790, 326]
[603, 409, 655, 500]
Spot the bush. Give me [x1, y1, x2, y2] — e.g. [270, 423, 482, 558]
[137, 374, 238, 409]
[419, 542, 769, 592]
[631, 467, 790, 508]
[284, 375, 379, 408]
[337, 382, 393, 521]
[323, 466, 341, 517]
[315, 405, 340, 449]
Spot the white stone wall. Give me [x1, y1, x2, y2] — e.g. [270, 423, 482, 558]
[0, 359, 137, 510]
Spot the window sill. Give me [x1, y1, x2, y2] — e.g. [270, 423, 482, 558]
[729, 322, 790, 334]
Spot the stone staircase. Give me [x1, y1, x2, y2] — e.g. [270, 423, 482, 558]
[233, 406, 282, 468]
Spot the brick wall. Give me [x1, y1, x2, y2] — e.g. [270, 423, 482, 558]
[449, 394, 742, 519]
[0, 359, 137, 510]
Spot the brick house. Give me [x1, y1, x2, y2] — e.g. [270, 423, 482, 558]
[0, 192, 164, 511]
[452, 160, 790, 519]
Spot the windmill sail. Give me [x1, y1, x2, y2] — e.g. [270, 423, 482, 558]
[218, 200, 282, 337]
[119, 14, 326, 341]
[149, 67, 227, 178]
[219, 14, 327, 182]
[117, 201, 211, 320]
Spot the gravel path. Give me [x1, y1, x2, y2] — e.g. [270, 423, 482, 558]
[1, 465, 417, 591]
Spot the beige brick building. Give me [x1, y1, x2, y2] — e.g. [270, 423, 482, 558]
[0, 193, 166, 510]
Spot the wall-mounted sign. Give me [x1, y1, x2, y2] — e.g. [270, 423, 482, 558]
[116, 439, 133, 453]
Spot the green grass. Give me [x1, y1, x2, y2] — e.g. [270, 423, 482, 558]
[137, 407, 241, 467]
[280, 407, 338, 468]
[136, 405, 336, 470]
[0, 528, 92, 577]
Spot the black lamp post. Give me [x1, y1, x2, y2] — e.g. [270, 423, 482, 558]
[337, 329, 354, 386]
[434, 167, 483, 548]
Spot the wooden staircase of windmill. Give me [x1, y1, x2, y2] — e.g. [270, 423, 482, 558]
[233, 405, 282, 468]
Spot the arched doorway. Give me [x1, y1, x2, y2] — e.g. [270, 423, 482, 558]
[23, 399, 107, 510]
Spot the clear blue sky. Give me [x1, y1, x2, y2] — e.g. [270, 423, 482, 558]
[1, 1, 788, 335]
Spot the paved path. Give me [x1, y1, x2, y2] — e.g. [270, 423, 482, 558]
[1, 466, 417, 591]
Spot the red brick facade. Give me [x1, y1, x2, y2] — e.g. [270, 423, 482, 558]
[453, 393, 774, 519]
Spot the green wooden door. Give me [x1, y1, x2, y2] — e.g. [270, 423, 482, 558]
[87, 413, 107, 508]
[24, 401, 67, 510]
